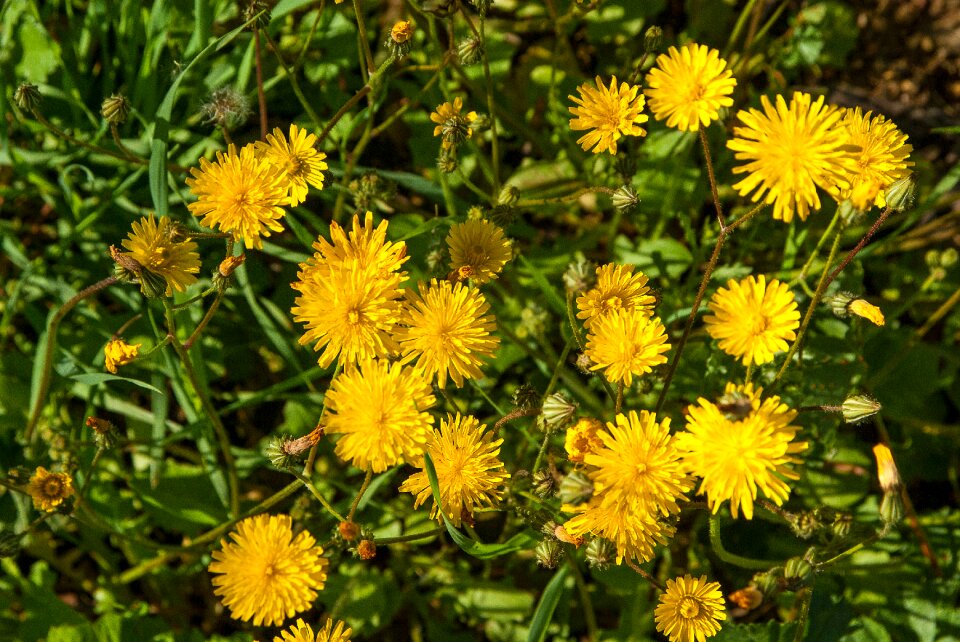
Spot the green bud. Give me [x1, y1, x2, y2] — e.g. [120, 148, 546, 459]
[437, 149, 458, 174]
[540, 392, 578, 429]
[880, 490, 904, 525]
[841, 395, 881, 424]
[831, 512, 853, 539]
[788, 511, 821, 540]
[14, 82, 41, 112]
[532, 470, 556, 498]
[644, 26, 663, 53]
[558, 471, 594, 506]
[535, 538, 564, 569]
[753, 570, 783, 598]
[497, 184, 519, 207]
[941, 248, 958, 268]
[138, 269, 169, 299]
[101, 94, 130, 125]
[513, 384, 541, 410]
[585, 537, 616, 570]
[458, 36, 484, 65]
[611, 185, 640, 213]
[783, 557, 814, 585]
[563, 260, 596, 294]
[827, 291, 855, 318]
[884, 174, 916, 212]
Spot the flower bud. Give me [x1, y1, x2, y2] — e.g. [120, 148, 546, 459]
[243, 0, 272, 29]
[558, 470, 594, 505]
[884, 174, 915, 212]
[514, 384, 541, 410]
[437, 149, 458, 174]
[357, 538, 376, 560]
[574, 352, 593, 374]
[386, 21, 414, 59]
[728, 586, 763, 610]
[540, 393, 577, 429]
[841, 395, 881, 424]
[497, 184, 519, 206]
[532, 469, 556, 498]
[752, 570, 782, 598]
[458, 36, 484, 65]
[611, 185, 640, 213]
[831, 512, 853, 539]
[563, 260, 596, 294]
[828, 291, 855, 318]
[535, 539, 563, 568]
[101, 94, 130, 125]
[940, 248, 958, 268]
[783, 557, 814, 585]
[880, 489, 904, 525]
[339, 521, 361, 542]
[585, 537, 616, 570]
[15, 82, 41, 112]
[644, 26, 663, 53]
[219, 255, 246, 277]
[872, 444, 901, 494]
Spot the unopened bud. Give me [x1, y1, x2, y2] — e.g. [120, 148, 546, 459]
[884, 175, 915, 212]
[101, 94, 130, 125]
[86, 416, 118, 450]
[644, 26, 663, 53]
[841, 395, 881, 424]
[437, 149, 458, 174]
[831, 512, 853, 539]
[15, 82, 41, 112]
[784, 557, 814, 585]
[880, 489, 904, 525]
[872, 444, 901, 494]
[563, 260, 596, 294]
[535, 539, 563, 568]
[540, 393, 577, 429]
[585, 537, 616, 569]
[753, 570, 782, 598]
[458, 36, 484, 65]
[558, 470, 594, 505]
[532, 470, 556, 498]
[497, 184, 519, 207]
[611, 185, 639, 213]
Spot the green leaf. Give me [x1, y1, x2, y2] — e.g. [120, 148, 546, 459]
[525, 564, 570, 642]
[68, 372, 165, 395]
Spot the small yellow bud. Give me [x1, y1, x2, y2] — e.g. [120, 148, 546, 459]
[872, 444, 902, 494]
[104, 339, 141, 374]
[848, 299, 885, 326]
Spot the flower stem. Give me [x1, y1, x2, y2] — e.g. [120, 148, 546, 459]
[264, 32, 324, 130]
[516, 186, 615, 208]
[708, 514, 779, 569]
[822, 206, 894, 293]
[376, 527, 445, 545]
[348, 470, 373, 522]
[291, 471, 346, 522]
[699, 128, 726, 228]
[183, 290, 224, 350]
[352, 0, 376, 74]
[254, 27, 269, 138]
[626, 559, 665, 591]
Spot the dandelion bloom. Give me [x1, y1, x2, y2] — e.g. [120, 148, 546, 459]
[677, 383, 807, 519]
[704, 275, 799, 366]
[186, 143, 288, 249]
[585, 311, 670, 386]
[446, 218, 511, 284]
[396, 279, 499, 388]
[563, 497, 676, 564]
[568, 76, 648, 154]
[390, 20, 414, 44]
[564, 417, 605, 464]
[431, 97, 478, 149]
[644, 43, 736, 132]
[208, 514, 328, 626]
[654, 575, 727, 642]
[274, 618, 352, 642]
[121, 214, 200, 294]
[837, 108, 913, 211]
[400, 414, 510, 527]
[27, 466, 74, 512]
[104, 339, 141, 374]
[727, 92, 857, 222]
[324, 359, 436, 472]
[303, 211, 408, 277]
[255, 124, 328, 206]
[576, 263, 655, 329]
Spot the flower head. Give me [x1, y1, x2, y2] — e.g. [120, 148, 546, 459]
[704, 275, 799, 366]
[27, 466, 74, 512]
[186, 143, 288, 249]
[848, 299, 885, 326]
[303, 211, 408, 277]
[654, 575, 726, 642]
[577, 263, 655, 329]
[837, 107, 913, 210]
[677, 383, 807, 519]
[104, 339, 141, 374]
[564, 417, 605, 464]
[727, 92, 858, 222]
[391, 20, 414, 44]
[872, 444, 901, 494]
[121, 214, 200, 294]
[208, 514, 328, 626]
[585, 311, 670, 386]
[399, 414, 510, 527]
[568, 76, 648, 154]
[563, 497, 676, 564]
[274, 618, 352, 642]
[324, 359, 436, 472]
[644, 43, 736, 132]
[446, 218, 511, 284]
[431, 97, 478, 150]
[395, 279, 499, 388]
[255, 124, 328, 206]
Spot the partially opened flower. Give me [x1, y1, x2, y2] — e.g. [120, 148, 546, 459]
[186, 143, 288, 249]
[577, 263, 656, 329]
[400, 414, 510, 527]
[655, 575, 726, 642]
[727, 92, 858, 222]
[121, 214, 200, 294]
[431, 97, 478, 149]
[568, 76, 648, 154]
[208, 514, 328, 626]
[256, 124, 328, 206]
[837, 107, 913, 210]
[564, 417, 605, 464]
[27, 466, 74, 512]
[644, 43, 736, 132]
[104, 339, 141, 374]
[585, 310, 670, 386]
[274, 617, 352, 642]
[324, 359, 436, 472]
[703, 275, 799, 366]
[446, 218, 511, 284]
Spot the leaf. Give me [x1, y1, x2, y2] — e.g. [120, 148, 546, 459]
[68, 372, 165, 395]
[525, 564, 570, 642]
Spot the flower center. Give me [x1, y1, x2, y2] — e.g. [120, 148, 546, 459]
[749, 312, 770, 335]
[43, 479, 63, 497]
[679, 596, 702, 619]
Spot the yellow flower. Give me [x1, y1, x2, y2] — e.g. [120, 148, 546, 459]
[576, 263, 655, 329]
[644, 43, 736, 132]
[104, 339, 141, 374]
[837, 107, 913, 210]
[292, 213, 408, 368]
[274, 618, 353, 642]
[431, 97, 478, 149]
[563, 497, 675, 564]
[400, 414, 510, 527]
[396, 279, 499, 388]
[186, 143, 288, 249]
[872, 443, 902, 494]
[27, 466, 74, 512]
[848, 299, 885, 326]
[391, 20, 414, 44]
[208, 514, 328, 626]
[446, 218, 511, 284]
[255, 124, 328, 206]
[585, 310, 670, 386]
[703, 275, 799, 366]
[564, 417, 605, 464]
[677, 383, 807, 519]
[654, 575, 727, 642]
[324, 359, 436, 472]
[568, 76, 648, 154]
[727, 92, 858, 222]
[120, 214, 200, 294]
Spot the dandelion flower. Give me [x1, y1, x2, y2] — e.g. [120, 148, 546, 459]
[654, 575, 726, 642]
[121, 214, 200, 294]
[872, 443, 901, 494]
[396, 279, 499, 388]
[577, 263, 655, 329]
[431, 97, 478, 150]
[186, 143, 288, 249]
[677, 383, 807, 519]
[324, 359, 436, 472]
[446, 218, 511, 284]
[704, 275, 799, 366]
[837, 107, 913, 210]
[585, 310, 670, 386]
[391, 21, 414, 44]
[563, 496, 675, 564]
[727, 92, 857, 222]
[564, 417, 605, 464]
[104, 339, 141, 374]
[568, 76, 648, 154]
[644, 43, 736, 132]
[400, 414, 510, 527]
[208, 513, 328, 626]
[274, 618, 352, 642]
[27, 466, 74, 512]
[302, 211, 409, 278]
[256, 124, 328, 206]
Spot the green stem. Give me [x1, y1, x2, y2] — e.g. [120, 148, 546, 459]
[348, 470, 373, 521]
[565, 291, 585, 352]
[699, 128, 726, 228]
[457, 166, 492, 203]
[264, 32, 324, 129]
[544, 340, 573, 398]
[709, 515, 779, 570]
[821, 206, 894, 293]
[566, 553, 598, 641]
[317, 84, 372, 146]
[254, 27, 268, 138]
[516, 186, 615, 208]
[183, 290, 224, 350]
[531, 426, 554, 476]
[791, 211, 842, 286]
[352, 0, 376, 74]
[376, 527, 445, 545]
[478, 17, 500, 194]
[291, 471, 347, 522]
